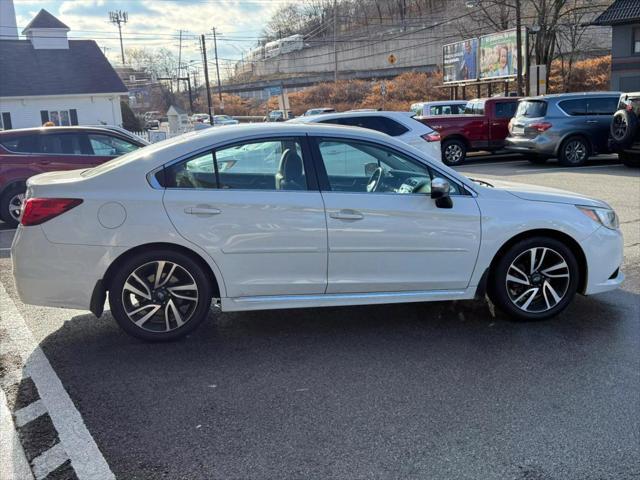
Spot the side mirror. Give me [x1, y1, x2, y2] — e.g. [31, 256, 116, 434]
[430, 177, 453, 209]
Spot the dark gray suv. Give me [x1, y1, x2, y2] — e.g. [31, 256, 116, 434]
[505, 92, 621, 166]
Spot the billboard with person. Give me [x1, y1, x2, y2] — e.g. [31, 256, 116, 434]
[479, 28, 526, 80]
[443, 38, 479, 84]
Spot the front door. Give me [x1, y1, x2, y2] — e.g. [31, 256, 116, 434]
[312, 137, 481, 294]
[162, 136, 327, 298]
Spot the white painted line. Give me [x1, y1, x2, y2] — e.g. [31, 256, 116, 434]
[0, 387, 35, 480]
[30, 443, 68, 480]
[515, 164, 624, 174]
[0, 282, 115, 480]
[13, 399, 47, 428]
[459, 160, 530, 168]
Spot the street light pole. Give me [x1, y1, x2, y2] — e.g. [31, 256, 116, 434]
[515, 0, 523, 96]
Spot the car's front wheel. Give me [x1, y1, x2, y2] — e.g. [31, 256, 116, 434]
[558, 136, 590, 166]
[489, 237, 579, 321]
[109, 250, 213, 341]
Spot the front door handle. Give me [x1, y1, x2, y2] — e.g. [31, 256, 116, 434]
[184, 206, 221, 216]
[330, 209, 364, 220]
[586, 120, 598, 124]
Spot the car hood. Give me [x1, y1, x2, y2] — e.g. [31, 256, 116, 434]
[481, 179, 609, 208]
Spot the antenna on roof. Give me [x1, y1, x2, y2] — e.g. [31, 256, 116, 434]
[108, 10, 128, 64]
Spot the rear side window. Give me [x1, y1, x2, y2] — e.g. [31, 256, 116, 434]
[559, 99, 587, 116]
[495, 102, 518, 118]
[451, 104, 465, 114]
[0, 134, 40, 153]
[464, 101, 485, 115]
[88, 134, 139, 156]
[41, 134, 86, 154]
[586, 97, 619, 115]
[322, 116, 409, 136]
[516, 100, 547, 118]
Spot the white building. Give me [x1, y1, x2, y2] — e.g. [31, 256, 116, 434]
[0, 7, 127, 130]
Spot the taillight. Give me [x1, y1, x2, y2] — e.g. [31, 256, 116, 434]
[21, 198, 83, 226]
[530, 122, 552, 133]
[421, 132, 441, 142]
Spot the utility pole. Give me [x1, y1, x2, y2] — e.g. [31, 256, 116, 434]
[212, 27, 224, 112]
[177, 30, 183, 92]
[108, 10, 128, 64]
[200, 34, 214, 121]
[333, 0, 338, 82]
[515, 0, 523, 96]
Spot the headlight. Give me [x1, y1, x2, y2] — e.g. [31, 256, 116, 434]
[577, 206, 619, 230]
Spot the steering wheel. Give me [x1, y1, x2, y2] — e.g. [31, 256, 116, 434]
[366, 166, 384, 193]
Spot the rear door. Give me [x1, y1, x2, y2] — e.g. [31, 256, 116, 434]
[489, 100, 518, 147]
[162, 136, 328, 298]
[38, 131, 96, 171]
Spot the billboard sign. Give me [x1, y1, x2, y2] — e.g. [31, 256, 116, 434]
[443, 38, 479, 84]
[479, 28, 526, 80]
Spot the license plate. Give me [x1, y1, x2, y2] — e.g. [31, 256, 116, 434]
[512, 125, 524, 135]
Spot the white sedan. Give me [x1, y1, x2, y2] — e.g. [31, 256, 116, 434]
[290, 111, 442, 162]
[12, 123, 623, 341]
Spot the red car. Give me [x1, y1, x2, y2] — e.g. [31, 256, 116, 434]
[0, 126, 147, 226]
[417, 97, 520, 166]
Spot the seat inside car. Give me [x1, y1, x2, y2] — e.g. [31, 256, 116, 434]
[276, 148, 305, 190]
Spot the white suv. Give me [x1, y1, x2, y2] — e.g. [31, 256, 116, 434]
[290, 111, 442, 162]
[12, 124, 623, 341]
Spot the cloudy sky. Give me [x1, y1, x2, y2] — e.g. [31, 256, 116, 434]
[10, 0, 295, 77]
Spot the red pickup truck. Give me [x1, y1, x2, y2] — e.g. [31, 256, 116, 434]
[417, 97, 520, 166]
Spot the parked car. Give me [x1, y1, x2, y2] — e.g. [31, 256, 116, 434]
[505, 92, 621, 166]
[290, 111, 441, 162]
[12, 123, 623, 341]
[304, 108, 336, 116]
[266, 110, 294, 122]
[0, 126, 147, 226]
[212, 115, 240, 126]
[410, 100, 468, 116]
[89, 125, 150, 146]
[191, 113, 210, 124]
[609, 92, 639, 168]
[417, 97, 520, 166]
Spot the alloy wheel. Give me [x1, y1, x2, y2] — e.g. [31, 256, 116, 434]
[121, 260, 199, 333]
[563, 140, 587, 164]
[444, 144, 463, 164]
[505, 247, 570, 313]
[8, 193, 25, 222]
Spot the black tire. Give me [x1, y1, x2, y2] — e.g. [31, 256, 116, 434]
[109, 249, 213, 341]
[558, 136, 590, 166]
[0, 184, 26, 227]
[488, 236, 579, 321]
[610, 110, 637, 149]
[620, 151, 640, 168]
[442, 139, 467, 166]
[527, 155, 548, 165]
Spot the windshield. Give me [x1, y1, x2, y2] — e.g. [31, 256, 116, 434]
[516, 100, 547, 118]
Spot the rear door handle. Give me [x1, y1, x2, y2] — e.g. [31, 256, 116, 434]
[586, 120, 598, 124]
[330, 209, 364, 220]
[491, 121, 502, 126]
[184, 206, 221, 216]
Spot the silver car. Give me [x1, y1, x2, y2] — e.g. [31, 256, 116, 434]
[505, 92, 621, 166]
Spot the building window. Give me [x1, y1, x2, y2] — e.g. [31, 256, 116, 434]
[0, 112, 12, 130]
[634, 28, 640, 55]
[40, 109, 78, 126]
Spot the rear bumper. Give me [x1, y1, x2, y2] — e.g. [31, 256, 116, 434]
[579, 226, 624, 295]
[11, 225, 125, 310]
[504, 135, 557, 156]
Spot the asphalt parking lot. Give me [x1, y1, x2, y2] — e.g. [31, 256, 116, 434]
[0, 153, 638, 479]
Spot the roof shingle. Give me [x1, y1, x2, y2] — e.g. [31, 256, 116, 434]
[0, 40, 127, 97]
[592, 0, 640, 26]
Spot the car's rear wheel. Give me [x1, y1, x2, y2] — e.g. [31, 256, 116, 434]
[0, 185, 25, 228]
[442, 139, 467, 166]
[109, 250, 213, 341]
[620, 151, 640, 168]
[558, 137, 590, 166]
[489, 237, 579, 321]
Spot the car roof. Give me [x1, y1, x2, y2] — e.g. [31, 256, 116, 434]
[290, 110, 415, 124]
[0, 126, 142, 137]
[414, 100, 468, 106]
[521, 91, 622, 101]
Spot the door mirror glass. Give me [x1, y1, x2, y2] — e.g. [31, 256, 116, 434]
[430, 177, 450, 199]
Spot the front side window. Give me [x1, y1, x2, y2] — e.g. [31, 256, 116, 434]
[41, 133, 85, 154]
[88, 134, 139, 156]
[164, 152, 216, 189]
[316, 138, 460, 195]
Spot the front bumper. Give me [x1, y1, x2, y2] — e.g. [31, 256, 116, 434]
[11, 225, 126, 310]
[580, 225, 624, 295]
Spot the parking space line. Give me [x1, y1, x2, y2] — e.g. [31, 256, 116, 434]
[515, 164, 625, 174]
[13, 399, 47, 428]
[0, 388, 35, 480]
[0, 282, 115, 480]
[30, 443, 68, 480]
